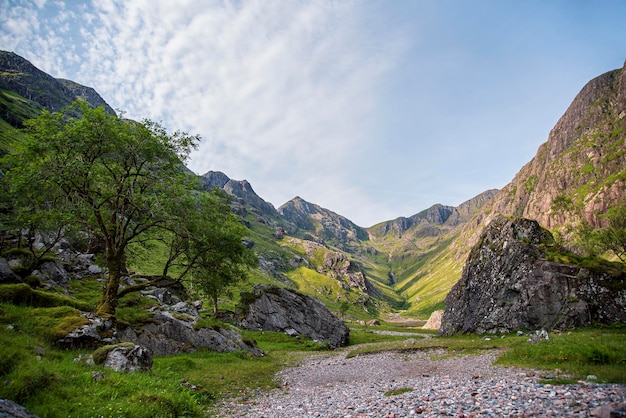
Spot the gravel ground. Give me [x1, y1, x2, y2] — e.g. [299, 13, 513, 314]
[214, 348, 626, 417]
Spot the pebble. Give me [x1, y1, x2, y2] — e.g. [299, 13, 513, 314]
[213, 349, 626, 417]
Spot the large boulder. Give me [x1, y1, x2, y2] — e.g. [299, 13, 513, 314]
[93, 342, 153, 372]
[116, 311, 264, 357]
[240, 285, 350, 348]
[440, 215, 626, 336]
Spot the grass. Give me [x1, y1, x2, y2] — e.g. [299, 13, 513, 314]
[495, 327, 626, 383]
[345, 327, 626, 383]
[2, 291, 626, 417]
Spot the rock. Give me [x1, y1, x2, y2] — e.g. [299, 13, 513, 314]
[33, 259, 70, 288]
[320, 252, 380, 297]
[0, 398, 39, 418]
[116, 311, 264, 357]
[142, 288, 181, 305]
[440, 216, 626, 336]
[0, 257, 21, 284]
[527, 329, 550, 343]
[591, 402, 626, 418]
[88, 264, 102, 274]
[240, 285, 350, 348]
[57, 313, 115, 349]
[367, 319, 381, 326]
[422, 310, 443, 330]
[94, 342, 153, 372]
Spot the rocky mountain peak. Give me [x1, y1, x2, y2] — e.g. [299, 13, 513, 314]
[0, 50, 115, 117]
[278, 196, 367, 250]
[198, 171, 277, 219]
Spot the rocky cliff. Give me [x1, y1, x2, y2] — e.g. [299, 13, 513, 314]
[440, 215, 626, 335]
[484, 60, 626, 232]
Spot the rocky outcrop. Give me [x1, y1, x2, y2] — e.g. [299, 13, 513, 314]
[93, 342, 153, 372]
[320, 252, 380, 297]
[116, 311, 264, 357]
[240, 285, 350, 348]
[440, 215, 626, 336]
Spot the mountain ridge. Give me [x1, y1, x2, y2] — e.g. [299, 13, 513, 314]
[2, 49, 624, 319]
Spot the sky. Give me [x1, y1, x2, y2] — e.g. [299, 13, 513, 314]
[1, 1, 626, 227]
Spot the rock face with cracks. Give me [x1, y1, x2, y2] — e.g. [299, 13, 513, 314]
[440, 215, 626, 336]
[240, 285, 350, 348]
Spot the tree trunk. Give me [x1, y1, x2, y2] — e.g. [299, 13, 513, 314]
[96, 250, 123, 317]
[212, 294, 219, 317]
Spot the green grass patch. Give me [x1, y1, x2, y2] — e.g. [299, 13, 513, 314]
[0, 283, 92, 310]
[384, 387, 413, 396]
[496, 327, 626, 383]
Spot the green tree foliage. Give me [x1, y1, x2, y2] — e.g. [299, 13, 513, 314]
[184, 191, 258, 316]
[575, 201, 626, 263]
[595, 201, 626, 262]
[0, 101, 211, 316]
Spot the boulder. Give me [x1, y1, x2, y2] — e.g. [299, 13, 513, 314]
[32, 259, 70, 289]
[116, 311, 264, 357]
[0, 257, 21, 284]
[240, 285, 350, 348]
[422, 310, 443, 330]
[440, 216, 626, 336]
[56, 313, 115, 349]
[0, 399, 39, 418]
[93, 342, 153, 372]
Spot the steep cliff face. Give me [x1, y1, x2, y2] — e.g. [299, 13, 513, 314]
[487, 61, 626, 231]
[440, 216, 626, 335]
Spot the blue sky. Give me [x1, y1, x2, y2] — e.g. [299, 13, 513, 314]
[1, 0, 625, 227]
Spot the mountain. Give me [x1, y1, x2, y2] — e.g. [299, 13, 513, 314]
[486, 60, 626, 232]
[2, 49, 624, 320]
[278, 196, 369, 251]
[199, 170, 279, 220]
[0, 51, 114, 147]
[407, 60, 626, 316]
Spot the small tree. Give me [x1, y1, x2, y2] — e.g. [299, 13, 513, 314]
[1, 101, 199, 316]
[185, 191, 258, 316]
[596, 201, 626, 262]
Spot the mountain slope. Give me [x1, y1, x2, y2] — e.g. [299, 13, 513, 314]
[278, 196, 369, 251]
[411, 60, 626, 316]
[0, 50, 114, 146]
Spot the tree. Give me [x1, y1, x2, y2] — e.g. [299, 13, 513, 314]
[575, 201, 626, 263]
[184, 191, 257, 316]
[1, 101, 199, 316]
[595, 201, 626, 262]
